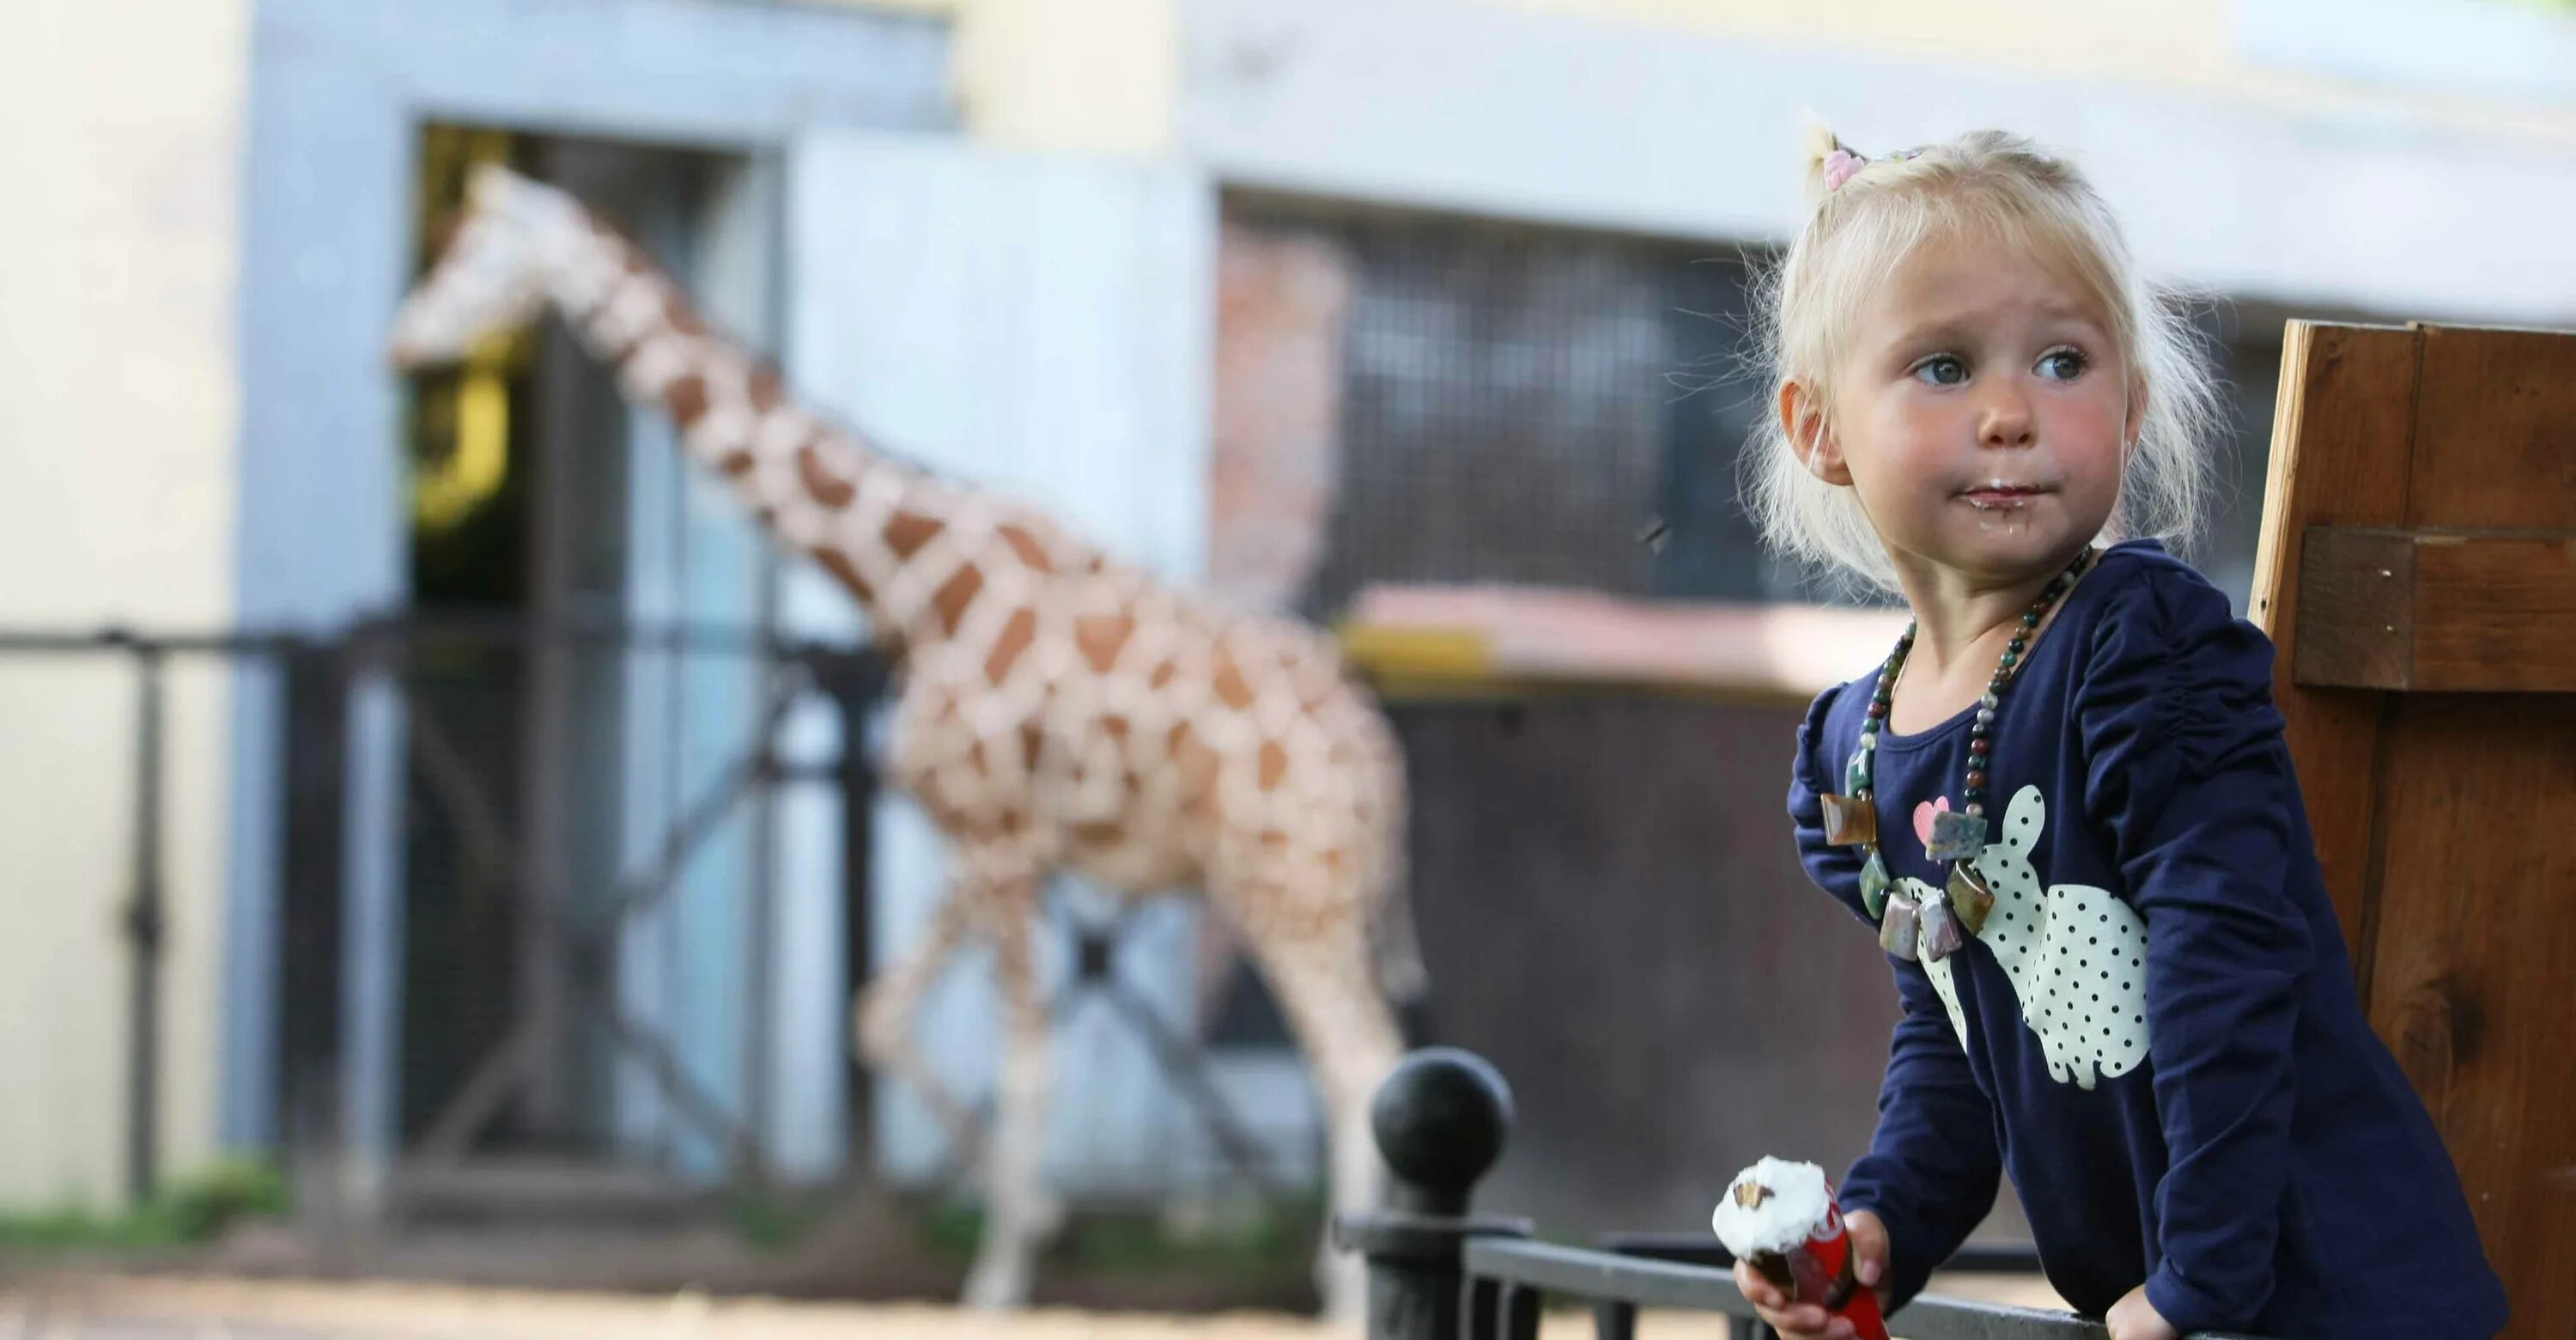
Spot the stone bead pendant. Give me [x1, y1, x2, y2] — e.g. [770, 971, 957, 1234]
[1878, 887, 1921, 962]
[1946, 861, 1996, 935]
[1820, 793, 1878, 847]
[1859, 849, 1892, 919]
[1925, 810, 1990, 862]
[1919, 892, 1965, 962]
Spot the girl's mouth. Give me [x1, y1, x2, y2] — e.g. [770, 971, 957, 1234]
[1960, 484, 2048, 509]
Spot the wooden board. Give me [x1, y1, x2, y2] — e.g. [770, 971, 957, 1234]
[2294, 527, 2576, 691]
[2248, 321, 2576, 1338]
[2246, 321, 2417, 970]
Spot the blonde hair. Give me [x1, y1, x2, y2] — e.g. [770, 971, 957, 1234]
[1743, 127, 2223, 596]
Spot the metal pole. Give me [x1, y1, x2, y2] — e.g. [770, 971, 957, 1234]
[1333, 1047, 1531, 1340]
[123, 638, 169, 1204]
[832, 651, 881, 1160]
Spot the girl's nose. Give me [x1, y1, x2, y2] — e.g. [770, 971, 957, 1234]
[1979, 382, 2037, 448]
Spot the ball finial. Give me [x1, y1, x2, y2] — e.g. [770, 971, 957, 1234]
[1369, 1047, 1514, 1215]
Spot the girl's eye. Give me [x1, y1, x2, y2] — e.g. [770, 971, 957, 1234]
[1911, 355, 1968, 387]
[2037, 348, 2089, 381]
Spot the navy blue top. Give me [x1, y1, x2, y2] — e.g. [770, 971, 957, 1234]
[1789, 542, 2506, 1337]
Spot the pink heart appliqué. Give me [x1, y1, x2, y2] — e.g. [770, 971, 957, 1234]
[1912, 796, 1950, 850]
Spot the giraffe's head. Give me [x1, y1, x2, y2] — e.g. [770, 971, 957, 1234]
[389, 165, 587, 370]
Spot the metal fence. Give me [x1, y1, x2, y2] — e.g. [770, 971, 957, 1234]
[1337, 1049, 2270, 1340]
[0, 615, 888, 1208]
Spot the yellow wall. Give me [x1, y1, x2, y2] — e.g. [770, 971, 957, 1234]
[0, 0, 249, 1206]
[822, 0, 1179, 156]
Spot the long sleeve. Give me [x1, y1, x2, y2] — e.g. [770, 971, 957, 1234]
[1789, 688, 2002, 1310]
[2076, 572, 2315, 1332]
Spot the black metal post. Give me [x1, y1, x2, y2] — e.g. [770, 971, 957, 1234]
[1334, 1046, 1533, 1340]
[121, 636, 168, 1204]
[278, 637, 349, 1161]
[829, 650, 881, 1153]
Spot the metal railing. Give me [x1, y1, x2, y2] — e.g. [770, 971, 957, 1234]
[1334, 1048, 2269, 1340]
[0, 614, 889, 1201]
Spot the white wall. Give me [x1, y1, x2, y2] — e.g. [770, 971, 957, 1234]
[1179, 0, 2576, 327]
[0, 0, 251, 1206]
[785, 131, 1224, 1194]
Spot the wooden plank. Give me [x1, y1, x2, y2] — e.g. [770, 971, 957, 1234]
[2245, 321, 2420, 972]
[2365, 695, 2576, 1335]
[2288, 527, 2416, 690]
[2407, 325, 2576, 530]
[2368, 322, 2576, 1340]
[2294, 528, 2576, 691]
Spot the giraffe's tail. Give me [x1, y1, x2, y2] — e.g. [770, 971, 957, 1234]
[1364, 737, 1430, 1008]
[1369, 856, 1428, 1006]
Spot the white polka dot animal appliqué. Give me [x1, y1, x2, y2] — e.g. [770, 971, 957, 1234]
[1911, 785, 2149, 1091]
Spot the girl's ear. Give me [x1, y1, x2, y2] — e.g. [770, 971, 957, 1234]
[1779, 380, 1853, 486]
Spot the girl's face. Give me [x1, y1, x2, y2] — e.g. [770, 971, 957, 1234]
[1787, 227, 2142, 587]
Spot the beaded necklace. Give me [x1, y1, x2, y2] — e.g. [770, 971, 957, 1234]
[1819, 548, 2093, 964]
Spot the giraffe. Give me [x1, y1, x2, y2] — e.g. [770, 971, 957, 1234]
[387, 165, 1418, 1316]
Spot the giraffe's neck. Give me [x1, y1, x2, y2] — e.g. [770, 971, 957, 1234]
[535, 210, 1052, 655]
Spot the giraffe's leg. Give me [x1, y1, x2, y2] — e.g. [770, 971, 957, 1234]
[1227, 898, 1402, 1325]
[962, 871, 1055, 1310]
[853, 892, 982, 1171]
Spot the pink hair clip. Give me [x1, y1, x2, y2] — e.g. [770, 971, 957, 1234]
[1821, 148, 1868, 193]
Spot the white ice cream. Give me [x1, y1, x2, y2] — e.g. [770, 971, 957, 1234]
[1710, 1156, 1832, 1258]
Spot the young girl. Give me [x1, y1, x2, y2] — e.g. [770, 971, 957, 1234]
[1734, 130, 2507, 1340]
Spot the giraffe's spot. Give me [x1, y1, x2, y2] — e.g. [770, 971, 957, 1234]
[1258, 740, 1289, 791]
[1077, 612, 1136, 674]
[933, 563, 984, 635]
[998, 523, 1054, 572]
[885, 510, 945, 560]
[1321, 848, 1349, 875]
[1149, 659, 1180, 689]
[796, 443, 855, 509]
[718, 449, 756, 478]
[1074, 820, 1125, 847]
[665, 375, 710, 429]
[1212, 656, 1255, 710]
[747, 365, 787, 414]
[985, 607, 1036, 685]
[1169, 721, 1217, 777]
[662, 290, 708, 337]
[1018, 723, 1044, 773]
[812, 547, 875, 606]
[1258, 827, 1291, 850]
[1101, 714, 1131, 739]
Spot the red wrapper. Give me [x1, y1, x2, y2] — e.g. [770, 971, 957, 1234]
[1743, 1185, 1887, 1340]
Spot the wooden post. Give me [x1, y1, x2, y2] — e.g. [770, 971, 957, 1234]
[2250, 321, 2576, 1337]
[1334, 1047, 1533, 1340]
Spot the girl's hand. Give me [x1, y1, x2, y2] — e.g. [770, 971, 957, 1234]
[1732, 1209, 1891, 1340]
[2106, 1284, 2180, 1340]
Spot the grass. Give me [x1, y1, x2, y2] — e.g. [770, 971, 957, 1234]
[0, 1159, 289, 1252]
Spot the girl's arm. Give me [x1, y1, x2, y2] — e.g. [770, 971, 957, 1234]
[2077, 568, 2315, 1334]
[1789, 698, 2002, 1312]
[1838, 959, 2006, 1312]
